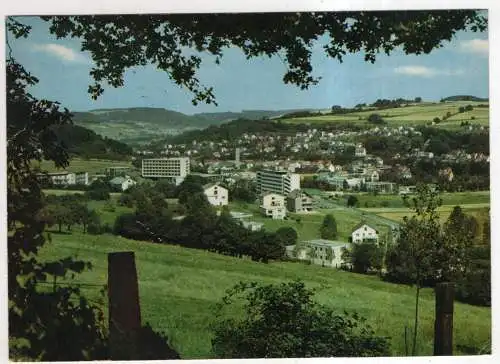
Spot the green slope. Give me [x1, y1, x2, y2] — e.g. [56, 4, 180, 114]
[37, 232, 491, 358]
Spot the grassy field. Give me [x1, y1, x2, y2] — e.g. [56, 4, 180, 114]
[353, 191, 490, 209]
[229, 200, 390, 241]
[369, 205, 489, 227]
[36, 232, 491, 358]
[280, 102, 489, 128]
[34, 158, 134, 174]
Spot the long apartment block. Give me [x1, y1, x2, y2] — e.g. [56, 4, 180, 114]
[141, 157, 190, 185]
[256, 169, 300, 195]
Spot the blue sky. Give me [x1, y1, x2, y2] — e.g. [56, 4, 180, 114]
[8, 15, 489, 114]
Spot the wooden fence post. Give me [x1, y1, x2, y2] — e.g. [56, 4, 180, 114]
[434, 282, 454, 356]
[108, 251, 142, 360]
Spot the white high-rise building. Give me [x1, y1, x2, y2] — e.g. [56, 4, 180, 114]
[256, 169, 300, 195]
[142, 157, 190, 185]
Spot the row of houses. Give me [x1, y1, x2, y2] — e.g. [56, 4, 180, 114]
[259, 189, 314, 219]
[37, 171, 89, 186]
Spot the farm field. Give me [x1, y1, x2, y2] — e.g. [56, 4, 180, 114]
[368, 205, 489, 227]
[279, 101, 488, 128]
[33, 158, 133, 174]
[352, 191, 490, 209]
[37, 232, 491, 358]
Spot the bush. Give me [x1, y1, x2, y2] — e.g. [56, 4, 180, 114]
[87, 221, 102, 235]
[347, 195, 359, 207]
[455, 262, 490, 306]
[367, 113, 386, 124]
[119, 193, 135, 207]
[85, 188, 110, 201]
[113, 213, 148, 240]
[212, 281, 391, 358]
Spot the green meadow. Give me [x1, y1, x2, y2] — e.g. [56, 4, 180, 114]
[37, 232, 491, 358]
[280, 102, 488, 128]
[33, 158, 133, 174]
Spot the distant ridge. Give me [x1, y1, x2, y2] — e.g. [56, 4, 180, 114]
[441, 95, 489, 102]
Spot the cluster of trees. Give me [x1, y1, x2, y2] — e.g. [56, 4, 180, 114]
[278, 110, 322, 119]
[341, 241, 385, 274]
[114, 178, 294, 263]
[370, 97, 421, 109]
[458, 104, 474, 113]
[85, 180, 113, 200]
[384, 190, 490, 306]
[227, 179, 257, 203]
[35, 194, 107, 234]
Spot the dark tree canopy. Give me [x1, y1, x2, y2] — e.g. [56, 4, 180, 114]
[8, 11, 486, 104]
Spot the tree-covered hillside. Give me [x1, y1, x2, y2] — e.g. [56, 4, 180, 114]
[51, 124, 133, 160]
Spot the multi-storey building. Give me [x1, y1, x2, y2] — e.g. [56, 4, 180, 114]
[37, 172, 76, 186]
[256, 169, 300, 195]
[141, 157, 190, 185]
[259, 193, 286, 220]
[105, 166, 131, 178]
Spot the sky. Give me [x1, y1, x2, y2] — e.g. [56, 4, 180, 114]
[7, 14, 489, 115]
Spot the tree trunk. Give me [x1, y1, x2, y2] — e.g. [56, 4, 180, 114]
[58, 222, 62, 233]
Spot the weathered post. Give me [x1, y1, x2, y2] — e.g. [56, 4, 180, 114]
[108, 251, 142, 360]
[434, 282, 454, 356]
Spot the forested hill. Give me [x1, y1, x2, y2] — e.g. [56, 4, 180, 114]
[73, 107, 316, 127]
[72, 107, 212, 128]
[71, 107, 318, 144]
[51, 124, 133, 160]
[441, 95, 489, 102]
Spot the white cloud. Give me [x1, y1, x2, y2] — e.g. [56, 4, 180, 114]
[459, 39, 488, 56]
[32, 43, 89, 63]
[394, 66, 464, 78]
[394, 66, 436, 77]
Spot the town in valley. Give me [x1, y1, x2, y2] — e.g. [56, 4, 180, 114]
[6, 10, 492, 361]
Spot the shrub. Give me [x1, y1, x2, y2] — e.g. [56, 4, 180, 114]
[367, 113, 386, 124]
[211, 281, 391, 358]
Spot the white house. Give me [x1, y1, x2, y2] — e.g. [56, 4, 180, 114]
[350, 222, 379, 243]
[286, 239, 350, 268]
[241, 221, 264, 231]
[203, 183, 229, 206]
[109, 175, 137, 191]
[355, 144, 367, 157]
[259, 193, 286, 219]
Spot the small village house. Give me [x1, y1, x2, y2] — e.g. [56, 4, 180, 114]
[203, 183, 229, 206]
[350, 222, 379, 243]
[109, 175, 137, 191]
